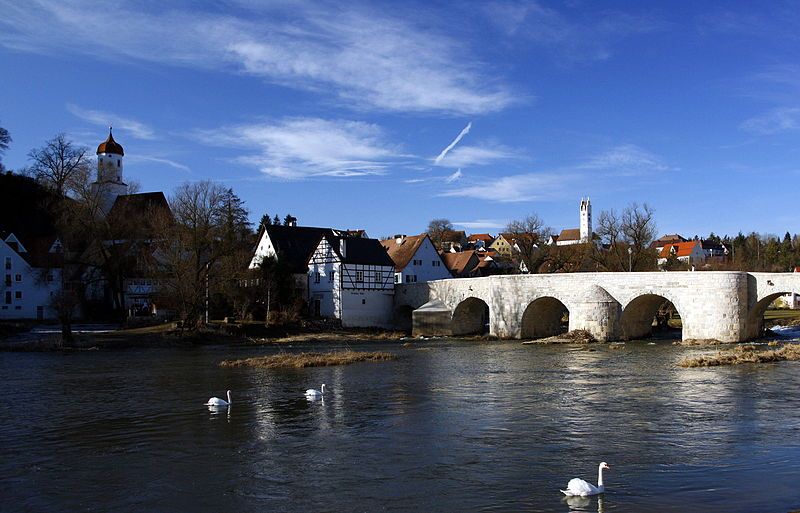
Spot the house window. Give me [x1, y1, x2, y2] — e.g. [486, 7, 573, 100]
[4, 275, 10, 287]
[46, 273, 54, 282]
[432, 260, 440, 267]
[4, 257, 10, 270]
[413, 259, 422, 266]
[355, 270, 364, 282]
[362, 299, 366, 305]
[15, 291, 22, 300]
[405, 275, 417, 283]
[4, 291, 10, 304]
[329, 271, 335, 283]
[314, 271, 320, 283]
[14, 306, 21, 310]
[395, 274, 400, 283]
[15, 274, 21, 282]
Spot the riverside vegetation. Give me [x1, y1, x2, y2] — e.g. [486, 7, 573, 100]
[219, 350, 396, 369]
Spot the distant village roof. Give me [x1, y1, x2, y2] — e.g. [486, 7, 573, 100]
[651, 234, 687, 249]
[659, 241, 701, 258]
[380, 234, 430, 271]
[557, 228, 581, 241]
[441, 230, 466, 243]
[1, 232, 62, 269]
[107, 192, 173, 237]
[96, 128, 124, 156]
[468, 233, 494, 243]
[441, 251, 477, 277]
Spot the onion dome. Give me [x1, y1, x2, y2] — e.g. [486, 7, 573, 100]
[96, 127, 124, 156]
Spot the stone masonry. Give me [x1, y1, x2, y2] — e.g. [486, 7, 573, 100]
[394, 272, 800, 343]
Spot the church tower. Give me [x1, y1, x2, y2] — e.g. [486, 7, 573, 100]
[579, 197, 592, 243]
[91, 128, 129, 214]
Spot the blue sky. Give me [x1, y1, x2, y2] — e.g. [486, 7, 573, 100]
[1, 1, 798, 239]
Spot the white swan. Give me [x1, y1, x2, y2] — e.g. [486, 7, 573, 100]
[205, 390, 231, 407]
[561, 462, 610, 496]
[305, 384, 326, 398]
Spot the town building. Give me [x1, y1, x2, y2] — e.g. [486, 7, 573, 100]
[0, 232, 62, 320]
[552, 197, 593, 246]
[380, 234, 450, 284]
[657, 240, 705, 268]
[307, 234, 396, 328]
[466, 233, 494, 250]
[489, 233, 516, 259]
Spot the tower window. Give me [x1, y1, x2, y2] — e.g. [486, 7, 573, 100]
[117, 160, 120, 167]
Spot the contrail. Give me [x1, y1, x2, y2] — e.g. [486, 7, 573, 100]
[434, 122, 471, 164]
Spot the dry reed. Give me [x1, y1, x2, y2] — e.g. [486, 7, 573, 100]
[220, 350, 396, 369]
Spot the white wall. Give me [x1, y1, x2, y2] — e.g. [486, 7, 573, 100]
[397, 237, 450, 284]
[308, 258, 342, 318]
[249, 231, 278, 269]
[0, 240, 60, 320]
[341, 289, 394, 328]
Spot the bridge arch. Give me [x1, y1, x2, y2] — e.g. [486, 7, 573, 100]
[452, 297, 490, 336]
[520, 296, 568, 339]
[620, 293, 682, 340]
[747, 290, 800, 339]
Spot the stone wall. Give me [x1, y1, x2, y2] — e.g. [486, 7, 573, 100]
[396, 272, 800, 343]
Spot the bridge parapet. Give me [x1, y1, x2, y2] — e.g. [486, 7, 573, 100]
[397, 271, 789, 342]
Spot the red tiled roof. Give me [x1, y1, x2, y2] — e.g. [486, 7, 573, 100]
[468, 233, 494, 243]
[659, 241, 701, 258]
[441, 251, 478, 276]
[380, 234, 435, 270]
[558, 228, 581, 241]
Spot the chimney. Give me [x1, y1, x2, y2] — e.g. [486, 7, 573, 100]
[394, 234, 406, 245]
[339, 238, 347, 258]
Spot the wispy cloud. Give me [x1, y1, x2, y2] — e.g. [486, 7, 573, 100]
[198, 117, 400, 180]
[433, 144, 516, 168]
[579, 144, 668, 175]
[453, 219, 507, 230]
[740, 107, 800, 135]
[445, 169, 463, 183]
[441, 173, 569, 202]
[485, 1, 663, 63]
[127, 155, 190, 172]
[66, 103, 156, 140]
[1, 2, 514, 115]
[434, 122, 472, 164]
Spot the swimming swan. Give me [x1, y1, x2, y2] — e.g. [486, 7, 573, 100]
[205, 390, 231, 407]
[305, 384, 326, 398]
[561, 462, 610, 497]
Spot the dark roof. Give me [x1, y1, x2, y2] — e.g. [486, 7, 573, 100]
[97, 129, 124, 156]
[441, 251, 479, 277]
[107, 192, 173, 238]
[324, 234, 395, 266]
[263, 225, 339, 273]
[441, 230, 466, 243]
[558, 228, 581, 241]
[2, 233, 63, 269]
[380, 234, 432, 270]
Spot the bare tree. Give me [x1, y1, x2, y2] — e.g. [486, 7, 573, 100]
[593, 202, 658, 271]
[427, 218, 453, 249]
[27, 134, 91, 196]
[0, 124, 10, 172]
[505, 214, 552, 273]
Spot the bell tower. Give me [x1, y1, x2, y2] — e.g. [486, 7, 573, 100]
[580, 197, 592, 243]
[91, 127, 129, 214]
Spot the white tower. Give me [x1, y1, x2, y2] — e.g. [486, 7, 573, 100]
[579, 197, 592, 243]
[91, 128, 129, 214]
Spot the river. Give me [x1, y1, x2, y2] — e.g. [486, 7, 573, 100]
[2, 338, 800, 512]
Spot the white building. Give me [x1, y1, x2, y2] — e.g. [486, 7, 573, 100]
[0, 233, 62, 320]
[380, 234, 450, 284]
[307, 234, 395, 328]
[657, 241, 706, 268]
[553, 197, 593, 246]
[91, 128, 129, 215]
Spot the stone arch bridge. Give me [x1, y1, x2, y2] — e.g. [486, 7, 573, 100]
[394, 272, 800, 343]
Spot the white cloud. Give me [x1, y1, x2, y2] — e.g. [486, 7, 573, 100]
[433, 144, 515, 168]
[441, 173, 569, 202]
[199, 117, 400, 180]
[580, 144, 668, 175]
[127, 155, 190, 172]
[740, 107, 800, 135]
[1, 2, 514, 115]
[445, 169, 463, 183]
[453, 219, 507, 229]
[485, 1, 662, 63]
[434, 122, 472, 164]
[66, 103, 156, 140]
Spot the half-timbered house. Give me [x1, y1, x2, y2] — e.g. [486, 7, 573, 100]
[308, 234, 395, 328]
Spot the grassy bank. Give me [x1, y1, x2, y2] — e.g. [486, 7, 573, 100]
[220, 350, 396, 369]
[679, 343, 800, 367]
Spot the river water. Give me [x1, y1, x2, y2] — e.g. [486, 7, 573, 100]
[2, 338, 800, 512]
